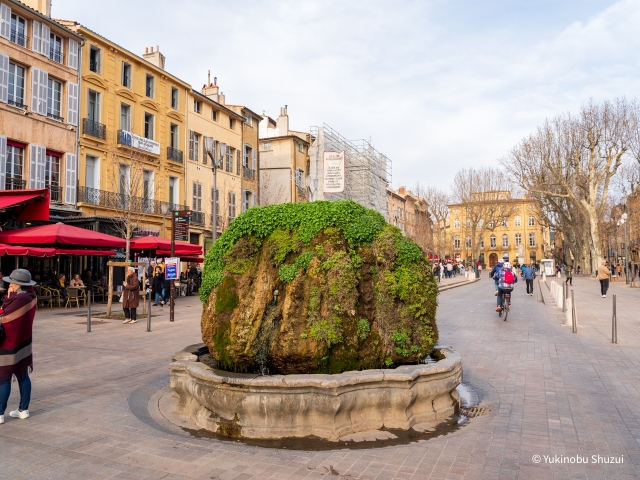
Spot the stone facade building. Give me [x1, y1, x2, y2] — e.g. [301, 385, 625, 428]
[386, 186, 432, 253]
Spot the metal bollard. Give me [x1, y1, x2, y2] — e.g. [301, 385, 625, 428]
[571, 290, 577, 333]
[86, 290, 92, 333]
[612, 294, 618, 344]
[147, 289, 152, 332]
[562, 282, 567, 312]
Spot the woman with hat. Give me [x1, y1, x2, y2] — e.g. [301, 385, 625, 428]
[0, 269, 37, 424]
[122, 266, 140, 324]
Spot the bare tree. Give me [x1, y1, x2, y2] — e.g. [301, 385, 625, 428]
[450, 167, 516, 266]
[415, 183, 450, 260]
[503, 98, 633, 274]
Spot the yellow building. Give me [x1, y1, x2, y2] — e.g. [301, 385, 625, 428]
[258, 106, 310, 205]
[0, 0, 82, 214]
[58, 20, 190, 237]
[447, 193, 549, 267]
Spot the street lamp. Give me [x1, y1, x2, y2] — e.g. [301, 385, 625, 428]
[161, 202, 169, 238]
[621, 192, 630, 284]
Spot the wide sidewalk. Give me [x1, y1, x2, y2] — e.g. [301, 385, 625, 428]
[0, 276, 639, 479]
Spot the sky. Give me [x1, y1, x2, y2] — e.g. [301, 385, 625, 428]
[53, 0, 640, 190]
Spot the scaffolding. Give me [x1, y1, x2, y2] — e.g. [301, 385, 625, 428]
[308, 124, 392, 219]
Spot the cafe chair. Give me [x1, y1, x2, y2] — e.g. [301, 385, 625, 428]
[35, 285, 52, 308]
[65, 287, 84, 309]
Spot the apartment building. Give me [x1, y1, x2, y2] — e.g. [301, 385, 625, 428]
[0, 0, 82, 215]
[259, 106, 310, 205]
[386, 187, 432, 253]
[58, 19, 190, 236]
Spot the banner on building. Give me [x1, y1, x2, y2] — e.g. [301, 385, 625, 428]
[119, 130, 161, 155]
[165, 257, 180, 280]
[323, 151, 346, 193]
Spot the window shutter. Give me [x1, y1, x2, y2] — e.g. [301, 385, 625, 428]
[40, 23, 50, 56]
[0, 136, 6, 190]
[67, 82, 78, 125]
[32, 20, 41, 54]
[31, 67, 39, 112]
[188, 130, 194, 160]
[36, 145, 46, 188]
[197, 183, 202, 211]
[236, 150, 240, 175]
[252, 191, 256, 207]
[65, 153, 77, 205]
[0, 52, 8, 104]
[252, 148, 256, 170]
[38, 69, 48, 115]
[242, 190, 247, 212]
[243, 144, 249, 167]
[68, 38, 79, 70]
[0, 3, 11, 40]
[29, 145, 38, 188]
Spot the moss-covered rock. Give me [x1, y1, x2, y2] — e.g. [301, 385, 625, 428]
[200, 200, 438, 375]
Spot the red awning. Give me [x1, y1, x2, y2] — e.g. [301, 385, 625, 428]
[0, 189, 50, 221]
[156, 249, 204, 257]
[0, 223, 126, 248]
[130, 235, 202, 255]
[55, 249, 118, 256]
[0, 244, 56, 257]
[178, 256, 204, 263]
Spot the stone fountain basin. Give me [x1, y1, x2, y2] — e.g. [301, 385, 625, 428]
[169, 348, 462, 441]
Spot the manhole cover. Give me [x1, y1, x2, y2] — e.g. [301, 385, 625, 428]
[460, 405, 492, 417]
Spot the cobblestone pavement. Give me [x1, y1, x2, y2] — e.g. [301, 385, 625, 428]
[0, 277, 639, 479]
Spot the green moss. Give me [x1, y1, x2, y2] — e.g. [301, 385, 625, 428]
[309, 315, 343, 346]
[215, 276, 239, 313]
[268, 228, 298, 265]
[279, 251, 316, 283]
[357, 319, 370, 340]
[212, 321, 233, 369]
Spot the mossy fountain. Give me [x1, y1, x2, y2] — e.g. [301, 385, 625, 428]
[169, 200, 462, 440]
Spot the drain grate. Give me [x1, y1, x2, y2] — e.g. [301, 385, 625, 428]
[460, 405, 492, 417]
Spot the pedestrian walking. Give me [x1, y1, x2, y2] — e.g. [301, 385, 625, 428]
[152, 267, 164, 306]
[523, 264, 536, 295]
[446, 262, 453, 279]
[597, 260, 611, 298]
[122, 267, 140, 324]
[565, 264, 573, 286]
[0, 269, 37, 425]
[433, 263, 441, 283]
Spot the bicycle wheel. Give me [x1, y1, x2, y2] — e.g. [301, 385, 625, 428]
[503, 299, 509, 321]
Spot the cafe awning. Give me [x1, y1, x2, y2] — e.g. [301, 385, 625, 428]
[0, 223, 126, 248]
[0, 189, 50, 221]
[130, 236, 202, 255]
[0, 244, 56, 257]
[55, 249, 118, 256]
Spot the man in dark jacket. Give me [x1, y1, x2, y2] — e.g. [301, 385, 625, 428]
[523, 264, 536, 296]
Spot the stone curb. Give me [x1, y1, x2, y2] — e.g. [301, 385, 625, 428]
[438, 277, 480, 293]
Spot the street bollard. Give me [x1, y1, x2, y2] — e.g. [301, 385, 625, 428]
[86, 290, 92, 333]
[612, 294, 618, 344]
[571, 290, 577, 333]
[147, 289, 152, 332]
[562, 282, 567, 312]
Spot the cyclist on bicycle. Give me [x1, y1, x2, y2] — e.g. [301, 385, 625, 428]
[490, 259, 505, 296]
[496, 261, 518, 312]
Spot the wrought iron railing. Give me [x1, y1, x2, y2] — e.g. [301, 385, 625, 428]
[192, 211, 205, 224]
[5, 177, 25, 190]
[122, 75, 130, 88]
[243, 167, 255, 180]
[77, 187, 188, 215]
[210, 214, 223, 228]
[89, 60, 99, 72]
[8, 99, 26, 109]
[47, 112, 63, 122]
[10, 30, 26, 47]
[49, 48, 64, 64]
[48, 185, 61, 203]
[167, 147, 183, 163]
[83, 118, 106, 139]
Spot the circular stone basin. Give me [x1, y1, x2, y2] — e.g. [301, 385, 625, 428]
[169, 348, 462, 441]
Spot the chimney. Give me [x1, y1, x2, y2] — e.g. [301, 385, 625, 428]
[398, 186, 406, 195]
[202, 74, 224, 103]
[276, 105, 289, 135]
[22, 0, 51, 16]
[143, 45, 165, 70]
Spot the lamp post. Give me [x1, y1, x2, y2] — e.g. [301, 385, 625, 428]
[161, 202, 169, 238]
[205, 138, 225, 245]
[622, 192, 630, 284]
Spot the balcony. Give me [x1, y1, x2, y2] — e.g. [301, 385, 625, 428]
[48, 185, 61, 203]
[89, 60, 99, 73]
[10, 30, 26, 47]
[49, 48, 64, 64]
[210, 214, 223, 228]
[5, 177, 25, 190]
[8, 99, 26, 109]
[83, 118, 106, 140]
[192, 211, 205, 225]
[47, 112, 64, 122]
[243, 167, 255, 180]
[167, 146, 183, 163]
[77, 187, 188, 215]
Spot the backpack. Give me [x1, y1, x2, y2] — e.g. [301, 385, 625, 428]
[492, 265, 502, 280]
[503, 270, 515, 285]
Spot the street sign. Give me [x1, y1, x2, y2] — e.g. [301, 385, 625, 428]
[174, 210, 191, 242]
[165, 258, 179, 280]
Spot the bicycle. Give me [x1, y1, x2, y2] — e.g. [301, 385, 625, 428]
[498, 289, 512, 321]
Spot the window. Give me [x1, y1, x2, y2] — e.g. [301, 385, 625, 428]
[514, 215, 521, 227]
[243, 145, 251, 167]
[244, 114, 252, 126]
[453, 209, 460, 214]
[120, 103, 131, 131]
[47, 78, 62, 120]
[262, 142, 271, 151]
[49, 33, 62, 63]
[228, 191, 236, 221]
[298, 143, 304, 153]
[170, 124, 178, 149]
[192, 182, 202, 212]
[454, 236, 461, 249]
[45, 153, 60, 193]
[465, 236, 471, 249]
[144, 112, 154, 140]
[211, 188, 221, 227]
[502, 234, 508, 248]
[295, 169, 303, 188]
[529, 233, 536, 247]
[211, 109, 217, 121]
[143, 170, 154, 210]
[490, 235, 496, 248]
[237, 150, 241, 175]
[528, 215, 535, 226]
[121, 62, 132, 88]
[169, 176, 178, 206]
[501, 218, 508, 227]
[477, 219, 484, 228]
[6, 144, 24, 188]
[515, 233, 522, 246]
[226, 147, 234, 172]
[8, 62, 25, 108]
[10, 14, 27, 47]
[527, 204, 534, 210]
[85, 155, 98, 190]
[118, 164, 129, 195]
[145, 74, 154, 98]
[229, 118, 235, 129]
[454, 218, 460, 229]
[194, 99, 201, 113]
[242, 190, 252, 212]
[480, 238, 484, 249]
[465, 218, 471, 228]
[87, 89, 100, 122]
[171, 87, 178, 109]
[188, 131, 201, 161]
[89, 46, 101, 73]
[488, 220, 495, 228]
